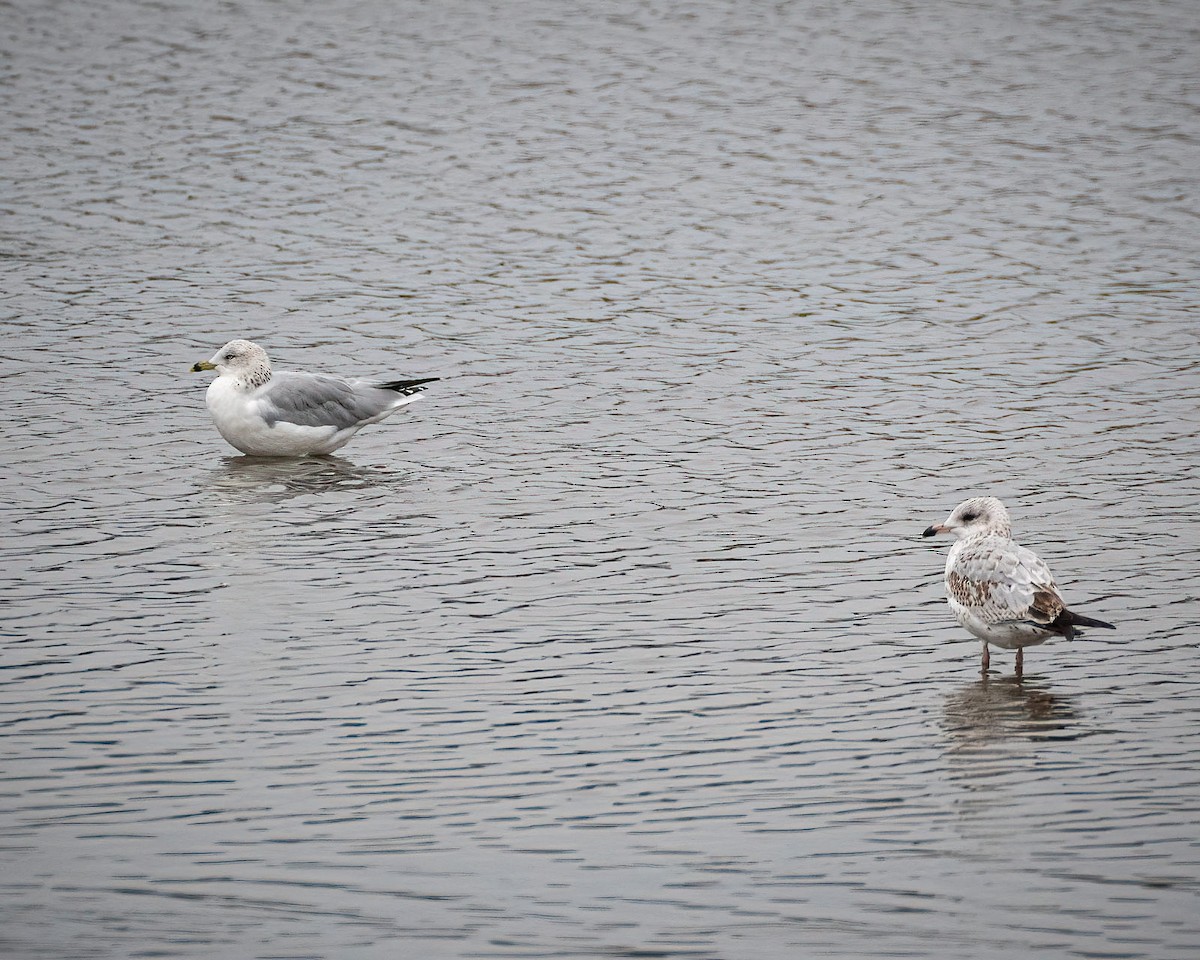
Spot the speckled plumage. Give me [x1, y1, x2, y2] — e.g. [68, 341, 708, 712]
[944, 530, 1066, 649]
[923, 497, 1114, 674]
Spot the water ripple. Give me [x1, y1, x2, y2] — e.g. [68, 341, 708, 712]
[2, 0, 1199, 958]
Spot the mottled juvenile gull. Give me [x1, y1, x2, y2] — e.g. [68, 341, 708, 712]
[922, 497, 1114, 675]
[191, 339, 437, 456]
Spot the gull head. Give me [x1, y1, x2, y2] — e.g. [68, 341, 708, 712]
[922, 496, 1011, 540]
[191, 339, 272, 386]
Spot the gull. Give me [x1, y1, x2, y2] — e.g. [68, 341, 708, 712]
[190, 339, 437, 456]
[922, 497, 1114, 675]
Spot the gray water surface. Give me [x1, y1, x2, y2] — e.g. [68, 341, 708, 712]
[3, 1, 1199, 958]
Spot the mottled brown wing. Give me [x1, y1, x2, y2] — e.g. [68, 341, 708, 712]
[1027, 586, 1066, 627]
[948, 535, 1064, 627]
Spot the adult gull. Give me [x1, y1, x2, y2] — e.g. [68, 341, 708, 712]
[191, 339, 437, 456]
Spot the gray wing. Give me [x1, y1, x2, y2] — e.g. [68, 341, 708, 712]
[257, 372, 401, 430]
[948, 535, 1065, 627]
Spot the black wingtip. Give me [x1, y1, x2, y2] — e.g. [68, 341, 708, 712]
[1068, 611, 1116, 631]
[1053, 609, 1114, 638]
[380, 377, 439, 394]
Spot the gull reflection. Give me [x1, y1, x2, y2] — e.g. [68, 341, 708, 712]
[203, 455, 407, 503]
[941, 676, 1083, 825]
[942, 675, 1081, 749]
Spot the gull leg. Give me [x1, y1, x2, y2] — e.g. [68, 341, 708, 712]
[1015, 647, 1023, 677]
[981, 643, 990, 673]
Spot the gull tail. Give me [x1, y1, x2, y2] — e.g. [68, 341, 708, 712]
[1051, 608, 1116, 640]
[380, 377, 439, 395]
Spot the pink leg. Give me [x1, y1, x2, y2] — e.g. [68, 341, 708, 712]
[981, 643, 990, 673]
[1015, 648, 1023, 677]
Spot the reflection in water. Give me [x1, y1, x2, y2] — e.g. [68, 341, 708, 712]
[941, 677, 1084, 826]
[942, 675, 1081, 750]
[203, 455, 407, 502]
[4, 0, 1198, 955]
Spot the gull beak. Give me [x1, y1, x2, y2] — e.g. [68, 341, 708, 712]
[191, 360, 217, 372]
[922, 523, 947, 537]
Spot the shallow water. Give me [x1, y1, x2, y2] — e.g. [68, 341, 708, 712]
[3, 0, 1199, 958]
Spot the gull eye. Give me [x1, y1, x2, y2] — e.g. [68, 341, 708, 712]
[961, 511, 978, 522]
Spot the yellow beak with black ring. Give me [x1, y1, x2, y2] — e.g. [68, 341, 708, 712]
[191, 359, 216, 372]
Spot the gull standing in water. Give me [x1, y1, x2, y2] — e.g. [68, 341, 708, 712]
[922, 497, 1114, 675]
[191, 339, 437, 456]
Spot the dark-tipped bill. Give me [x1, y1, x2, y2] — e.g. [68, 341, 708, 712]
[922, 524, 945, 537]
[191, 360, 216, 372]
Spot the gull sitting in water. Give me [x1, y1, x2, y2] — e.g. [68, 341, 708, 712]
[922, 497, 1114, 675]
[191, 339, 437, 456]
